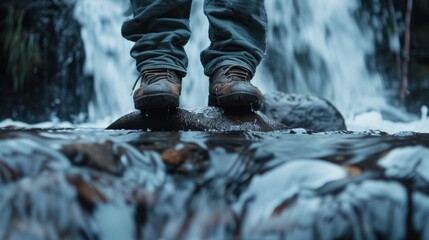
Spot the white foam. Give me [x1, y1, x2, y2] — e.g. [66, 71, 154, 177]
[347, 106, 429, 134]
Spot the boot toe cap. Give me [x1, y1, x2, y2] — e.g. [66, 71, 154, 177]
[230, 82, 262, 96]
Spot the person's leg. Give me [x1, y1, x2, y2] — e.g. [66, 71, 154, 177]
[122, 0, 192, 76]
[201, 0, 267, 110]
[121, 0, 192, 110]
[201, 0, 267, 77]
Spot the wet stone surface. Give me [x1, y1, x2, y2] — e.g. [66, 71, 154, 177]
[261, 91, 347, 132]
[0, 128, 429, 239]
[107, 107, 288, 132]
[108, 92, 347, 133]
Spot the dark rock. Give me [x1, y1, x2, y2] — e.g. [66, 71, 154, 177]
[107, 107, 287, 131]
[407, 2, 429, 114]
[61, 141, 125, 176]
[261, 92, 347, 131]
[0, 135, 70, 183]
[0, 0, 93, 123]
[408, 83, 429, 115]
[359, 0, 429, 114]
[108, 92, 347, 132]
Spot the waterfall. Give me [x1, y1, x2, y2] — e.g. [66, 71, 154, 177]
[74, 0, 135, 122]
[74, 0, 394, 122]
[261, 0, 391, 117]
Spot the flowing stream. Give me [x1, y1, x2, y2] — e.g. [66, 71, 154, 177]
[1, 129, 429, 239]
[2, 1, 429, 238]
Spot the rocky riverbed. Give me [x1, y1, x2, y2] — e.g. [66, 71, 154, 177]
[1, 122, 429, 239]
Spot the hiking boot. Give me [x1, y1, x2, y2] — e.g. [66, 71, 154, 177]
[208, 65, 263, 111]
[132, 69, 181, 111]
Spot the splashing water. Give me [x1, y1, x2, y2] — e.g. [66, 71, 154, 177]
[347, 105, 429, 133]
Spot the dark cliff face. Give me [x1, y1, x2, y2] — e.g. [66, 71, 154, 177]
[359, 0, 429, 114]
[0, 0, 93, 123]
[407, 2, 429, 113]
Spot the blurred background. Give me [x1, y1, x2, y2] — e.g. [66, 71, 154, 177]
[0, 0, 428, 127]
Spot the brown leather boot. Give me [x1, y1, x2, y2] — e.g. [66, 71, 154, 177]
[208, 65, 263, 111]
[132, 69, 181, 111]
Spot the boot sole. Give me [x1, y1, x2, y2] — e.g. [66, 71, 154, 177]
[208, 92, 262, 111]
[134, 93, 179, 111]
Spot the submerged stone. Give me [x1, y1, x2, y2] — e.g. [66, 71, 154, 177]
[262, 92, 347, 131]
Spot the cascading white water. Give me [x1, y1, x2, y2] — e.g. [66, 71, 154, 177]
[74, 0, 136, 122]
[262, 0, 392, 117]
[68, 0, 429, 132]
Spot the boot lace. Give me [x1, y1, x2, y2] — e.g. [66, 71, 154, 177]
[223, 66, 250, 81]
[131, 69, 173, 95]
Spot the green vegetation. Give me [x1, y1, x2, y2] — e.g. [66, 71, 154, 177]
[0, 4, 42, 91]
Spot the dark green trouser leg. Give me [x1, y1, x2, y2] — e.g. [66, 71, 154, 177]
[121, 0, 192, 77]
[122, 0, 267, 78]
[201, 0, 267, 77]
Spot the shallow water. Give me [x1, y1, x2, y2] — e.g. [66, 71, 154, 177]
[1, 128, 429, 239]
[2, 107, 428, 134]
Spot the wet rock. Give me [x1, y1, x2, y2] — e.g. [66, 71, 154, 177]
[0, 136, 70, 183]
[0, 0, 92, 123]
[107, 107, 287, 131]
[61, 141, 125, 176]
[378, 146, 429, 191]
[244, 179, 408, 240]
[413, 192, 429, 239]
[107, 93, 347, 132]
[0, 170, 156, 240]
[160, 143, 209, 174]
[261, 91, 347, 131]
